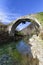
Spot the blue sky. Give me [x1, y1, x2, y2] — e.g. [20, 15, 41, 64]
[16, 22, 31, 31]
[0, 0, 43, 24]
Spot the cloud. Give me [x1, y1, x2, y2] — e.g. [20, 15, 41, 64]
[0, 0, 22, 24]
[0, 11, 21, 24]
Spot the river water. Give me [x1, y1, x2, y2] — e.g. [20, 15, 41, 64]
[16, 40, 32, 56]
[0, 39, 32, 65]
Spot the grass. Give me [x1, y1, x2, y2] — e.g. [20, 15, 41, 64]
[32, 12, 43, 26]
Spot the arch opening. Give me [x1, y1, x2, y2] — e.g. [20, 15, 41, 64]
[10, 18, 40, 36]
[16, 21, 31, 31]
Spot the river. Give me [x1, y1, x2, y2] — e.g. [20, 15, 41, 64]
[0, 39, 32, 65]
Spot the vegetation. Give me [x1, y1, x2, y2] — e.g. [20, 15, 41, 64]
[32, 12, 43, 26]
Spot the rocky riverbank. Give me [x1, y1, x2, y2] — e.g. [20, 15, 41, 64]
[0, 31, 25, 44]
[0, 31, 14, 44]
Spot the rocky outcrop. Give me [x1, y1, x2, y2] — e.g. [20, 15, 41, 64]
[28, 35, 43, 65]
[0, 31, 14, 44]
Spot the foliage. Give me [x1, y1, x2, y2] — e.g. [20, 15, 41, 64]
[33, 12, 43, 26]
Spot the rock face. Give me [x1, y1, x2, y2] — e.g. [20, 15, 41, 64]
[29, 35, 43, 65]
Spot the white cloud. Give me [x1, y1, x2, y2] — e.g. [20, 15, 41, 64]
[0, 11, 21, 24]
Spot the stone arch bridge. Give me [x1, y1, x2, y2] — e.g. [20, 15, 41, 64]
[7, 15, 42, 36]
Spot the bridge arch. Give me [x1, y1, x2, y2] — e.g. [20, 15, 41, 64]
[8, 16, 42, 36]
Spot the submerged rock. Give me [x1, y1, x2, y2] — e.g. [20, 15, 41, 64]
[0, 54, 13, 65]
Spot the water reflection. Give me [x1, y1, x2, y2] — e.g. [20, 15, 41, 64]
[16, 40, 32, 56]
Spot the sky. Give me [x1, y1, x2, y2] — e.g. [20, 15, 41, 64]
[16, 22, 31, 31]
[0, 0, 43, 24]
